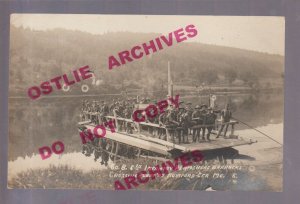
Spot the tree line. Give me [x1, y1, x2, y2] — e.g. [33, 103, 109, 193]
[9, 26, 284, 95]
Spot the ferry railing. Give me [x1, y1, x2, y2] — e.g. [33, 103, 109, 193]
[80, 111, 239, 142]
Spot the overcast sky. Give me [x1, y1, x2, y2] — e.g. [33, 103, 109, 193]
[11, 14, 285, 55]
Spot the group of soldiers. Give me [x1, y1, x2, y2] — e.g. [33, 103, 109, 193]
[80, 97, 233, 144]
[149, 103, 225, 144]
[80, 98, 136, 124]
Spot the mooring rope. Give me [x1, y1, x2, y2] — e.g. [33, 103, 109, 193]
[232, 117, 283, 146]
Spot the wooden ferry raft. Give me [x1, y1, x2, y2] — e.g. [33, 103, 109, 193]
[78, 114, 256, 158]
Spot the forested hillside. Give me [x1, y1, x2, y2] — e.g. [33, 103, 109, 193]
[9, 26, 284, 95]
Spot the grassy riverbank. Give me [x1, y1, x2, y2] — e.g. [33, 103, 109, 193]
[8, 160, 281, 191]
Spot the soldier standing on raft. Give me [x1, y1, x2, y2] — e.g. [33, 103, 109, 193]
[217, 104, 232, 138]
[97, 101, 107, 124]
[100, 139, 109, 166]
[205, 107, 217, 141]
[165, 106, 179, 143]
[151, 106, 160, 137]
[146, 100, 157, 136]
[124, 107, 133, 134]
[109, 99, 117, 114]
[158, 110, 167, 140]
[178, 108, 190, 144]
[192, 105, 201, 142]
[80, 100, 87, 121]
[185, 102, 193, 136]
[91, 101, 98, 124]
[176, 105, 185, 144]
[199, 104, 208, 140]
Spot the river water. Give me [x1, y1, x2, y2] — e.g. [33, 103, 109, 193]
[8, 92, 283, 179]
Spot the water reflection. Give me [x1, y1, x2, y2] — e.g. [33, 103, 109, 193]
[8, 122, 283, 180]
[8, 93, 283, 161]
[8, 152, 110, 180]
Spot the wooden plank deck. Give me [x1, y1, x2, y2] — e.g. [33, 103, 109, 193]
[81, 123, 254, 156]
[84, 124, 172, 156]
[180, 136, 254, 151]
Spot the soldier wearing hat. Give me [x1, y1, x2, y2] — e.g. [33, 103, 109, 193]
[179, 101, 184, 106]
[185, 102, 193, 136]
[217, 104, 232, 138]
[99, 100, 109, 123]
[80, 100, 88, 121]
[164, 106, 179, 143]
[176, 101, 185, 118]
[192, 105, 202, 142]
[158, 109, 167, 140]
[177, 102, 186, 120]
[199, 104, 208, 140]
[151, 100, 160, 136]
[124, 106, 133, 134]
[177, 107, 190, 143]
[109, 99, 117, 114]
[172, 103, 182, 142]
[146, 100, 158, 137]
[85, 101, 91, 120]
[90, 101, 98, 124]
[176, 106, 184, 143]
[205, 107, 217, 141]
[119, 100, 128, 131]
[186, 102, 193, 114]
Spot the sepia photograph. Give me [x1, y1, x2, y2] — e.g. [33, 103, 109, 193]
[8, 14, 284, 191]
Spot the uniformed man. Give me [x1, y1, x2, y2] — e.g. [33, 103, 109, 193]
[158, 110, 167, 140]
[93, 137, 101, 162]
[185, 102, 193, 136]
[100, 139, 109, 166]
[176, 107, 184, 144]
[165, 106, 179, 143]
[109, 99, 117, 114]
[146, 100, 158, 136]
[176, 104, 186, 122]
[173, 104, 181, 142]
[217, 104, 232, 138]
[91, 101, 98, 124]
[124, 107, 133, 134]
[118, 100, 127, 131]
[205, 107, 217, 141]
[85, 101, 91, 120]
[80, 100, 87, 121]
[152, 100, 160, 137]
[199, 104, 208, 140]
[177, 107, 190, 144]
[192, 105, 201, 142]
[95, 101, 101, 124]
[100, 101, 109, 123]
